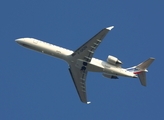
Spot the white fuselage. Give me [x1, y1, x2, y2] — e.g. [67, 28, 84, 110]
[16, 38, 137, 78]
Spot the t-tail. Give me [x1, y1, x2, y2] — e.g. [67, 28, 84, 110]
[126, 58, 155, 86]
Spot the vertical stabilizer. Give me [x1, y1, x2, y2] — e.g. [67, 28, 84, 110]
[138, 72, 146, 86]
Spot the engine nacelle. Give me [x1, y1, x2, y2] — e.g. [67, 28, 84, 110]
[107, 55, 122, 65]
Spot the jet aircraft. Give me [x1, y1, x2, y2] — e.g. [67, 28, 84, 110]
[15, 26, 155, 104]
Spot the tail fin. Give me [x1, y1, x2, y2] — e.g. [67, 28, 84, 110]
[127, 58, 155, 86]
[138, 71, 146, 86]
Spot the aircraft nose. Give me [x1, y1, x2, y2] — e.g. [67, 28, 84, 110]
[15, 38, 24, 44]
[15, 39, 20, 43]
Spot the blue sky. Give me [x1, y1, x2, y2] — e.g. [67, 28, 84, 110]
[0, 0, 163, 119]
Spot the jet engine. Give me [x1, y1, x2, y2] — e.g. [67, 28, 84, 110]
[107, 55, 122, 65]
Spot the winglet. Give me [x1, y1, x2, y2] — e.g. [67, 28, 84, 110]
[87, 101, 91, 104]
[106, 26, 114, 30]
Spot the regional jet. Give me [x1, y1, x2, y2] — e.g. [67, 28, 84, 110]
[15, 26, 155, 104]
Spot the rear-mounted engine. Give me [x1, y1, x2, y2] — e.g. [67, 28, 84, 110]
[107, 55, 122, 65]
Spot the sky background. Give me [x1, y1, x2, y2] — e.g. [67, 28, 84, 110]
[0, 0, 164, 120]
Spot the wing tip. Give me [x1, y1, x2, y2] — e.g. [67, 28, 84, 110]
[106, 26, 114, 30]
[150, 57, 155, 60]
[87, 101, 91, 104]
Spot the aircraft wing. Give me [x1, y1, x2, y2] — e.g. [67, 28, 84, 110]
[69, 65, 91, 104]
[69, 26, 114, 104]
[71, 26, 114, 62]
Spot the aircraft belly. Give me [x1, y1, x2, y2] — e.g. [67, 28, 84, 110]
[35, 45, 65, 59]
[87, 63, 104, 72]
[104, 66, 135, 78]
[83, 58, 104, 72]
[28, 43, 71, 61]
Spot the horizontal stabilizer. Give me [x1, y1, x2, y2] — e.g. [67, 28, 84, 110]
[136, 57, 155, 70]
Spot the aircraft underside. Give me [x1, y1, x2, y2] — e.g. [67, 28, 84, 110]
[15, 26, 155, 104]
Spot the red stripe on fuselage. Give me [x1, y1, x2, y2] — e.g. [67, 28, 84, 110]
[134, 71, 142, 74]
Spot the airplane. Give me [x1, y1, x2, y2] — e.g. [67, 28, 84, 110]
[15, 26, 155, 104]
